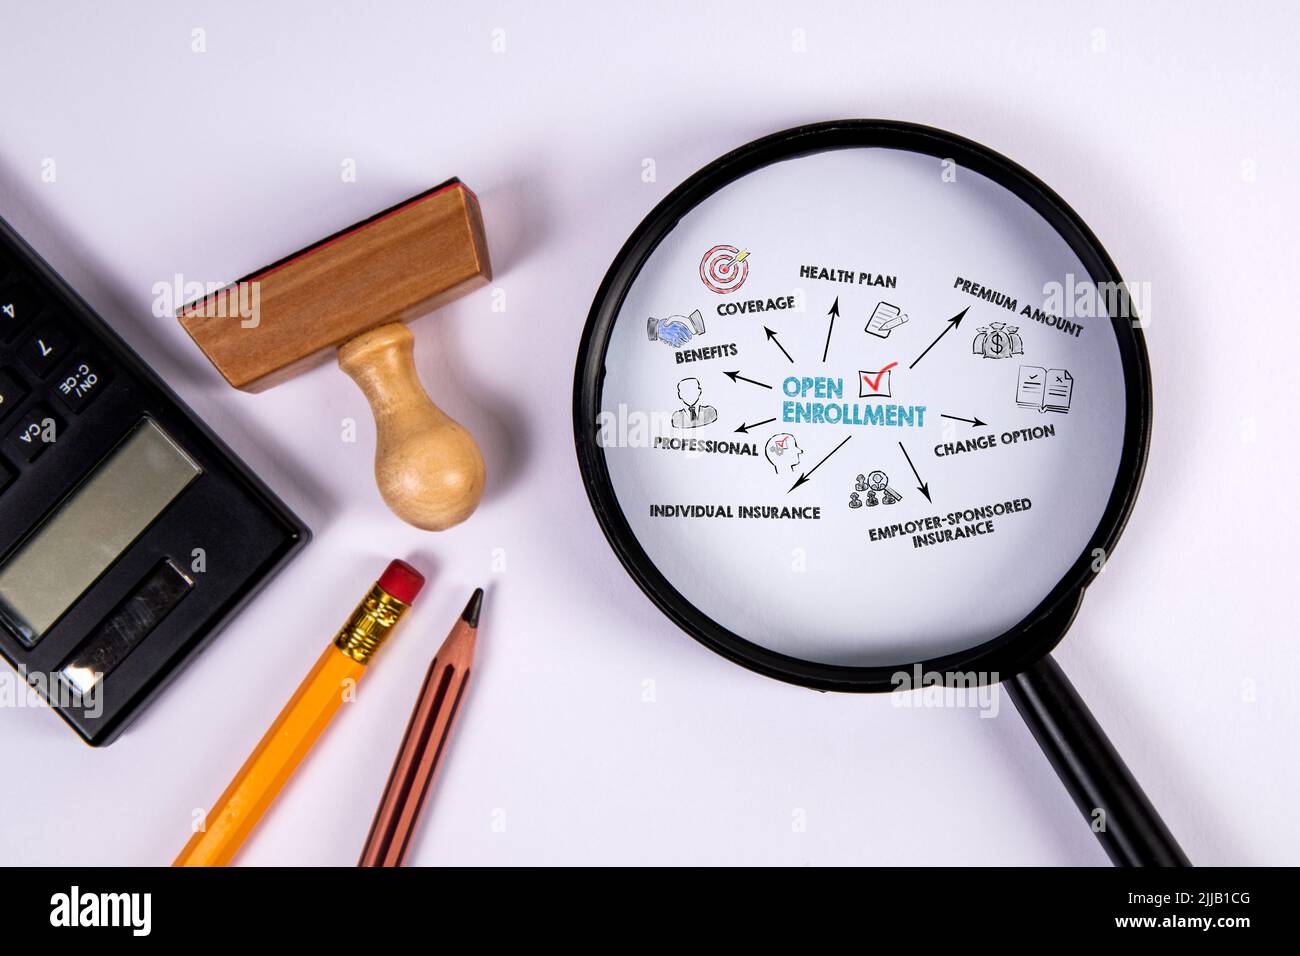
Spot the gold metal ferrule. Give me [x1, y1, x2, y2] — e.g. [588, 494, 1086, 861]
[333, 585, 411, 664]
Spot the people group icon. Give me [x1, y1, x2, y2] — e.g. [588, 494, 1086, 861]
[765, 433, 802, 474]
[671, 377, 718, 429]
[850, 470, 901, 507]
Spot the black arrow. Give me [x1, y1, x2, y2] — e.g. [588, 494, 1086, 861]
[898, 441, 931, 503]
[789, 435, 852, 493]
[908, 307, 969, 370]
[764, 326, 794, 363]
[821, 296, 839, 362]
[724, 370, 772, 390]
[940, 413, 988, 428]
[734, 417, 777, 434]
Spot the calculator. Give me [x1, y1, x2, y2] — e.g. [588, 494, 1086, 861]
[0, 215, 309, 745]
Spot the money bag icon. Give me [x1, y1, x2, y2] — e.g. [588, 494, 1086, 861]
[973, 321, 1024, 359]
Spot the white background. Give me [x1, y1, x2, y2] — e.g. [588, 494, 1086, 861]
[0, 1, 1296, 866]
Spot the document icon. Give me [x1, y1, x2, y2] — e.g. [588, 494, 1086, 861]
[865, 301, 908, 339]
[1016, 365, 1073, 414]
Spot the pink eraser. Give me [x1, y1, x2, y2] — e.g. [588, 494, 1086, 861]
[377, 559, 425, 605]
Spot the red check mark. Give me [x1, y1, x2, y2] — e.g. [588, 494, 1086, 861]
[862, 362, 898, 392]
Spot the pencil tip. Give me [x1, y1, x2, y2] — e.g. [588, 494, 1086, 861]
[461, 588, 484, 627]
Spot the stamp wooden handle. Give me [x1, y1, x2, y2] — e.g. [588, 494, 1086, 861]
[337, 323, 485, 531]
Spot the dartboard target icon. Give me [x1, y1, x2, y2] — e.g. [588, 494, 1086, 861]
[699, 244, 750, 294]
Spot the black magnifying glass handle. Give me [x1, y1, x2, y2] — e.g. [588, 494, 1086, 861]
[1005, 655, 1190, 867]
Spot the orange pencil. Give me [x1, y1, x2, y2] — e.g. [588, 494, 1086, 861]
[174, 560, 425, 867]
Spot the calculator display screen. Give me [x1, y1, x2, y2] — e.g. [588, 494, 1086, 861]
[0, 418, 201, 646]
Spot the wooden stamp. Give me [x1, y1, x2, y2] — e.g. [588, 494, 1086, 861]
[179, 179, 490, 531]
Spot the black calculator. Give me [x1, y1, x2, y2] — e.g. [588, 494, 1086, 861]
[0, 215, 308, 745]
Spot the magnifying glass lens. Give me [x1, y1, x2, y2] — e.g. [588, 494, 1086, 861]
[597, 147, 1128, 666]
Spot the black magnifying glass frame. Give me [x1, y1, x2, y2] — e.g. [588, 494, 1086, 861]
[573, 119, 1151, 693]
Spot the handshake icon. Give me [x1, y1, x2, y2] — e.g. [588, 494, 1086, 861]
[647, 309, 706, 349]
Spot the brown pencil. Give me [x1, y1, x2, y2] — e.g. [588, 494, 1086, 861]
[358, 588, 482, 867]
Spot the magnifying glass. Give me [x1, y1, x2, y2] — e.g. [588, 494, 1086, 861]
[574, 120, 1188, 866]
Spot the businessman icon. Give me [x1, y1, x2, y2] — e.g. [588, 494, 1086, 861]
[671, 377, 718, 429]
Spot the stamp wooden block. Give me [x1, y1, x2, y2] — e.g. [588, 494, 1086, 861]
[177, 179, 491, 531]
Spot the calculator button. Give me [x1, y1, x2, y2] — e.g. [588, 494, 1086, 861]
[0, 457, 12, 493]
[6, 404, 60, 462]
[1, 282, 43, 341]
[0, 369, 27, 421]
[21, 323, 71, 377]
[53, 356, 109, 412]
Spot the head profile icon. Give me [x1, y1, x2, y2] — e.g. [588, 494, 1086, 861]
[764, 433, 802, 474]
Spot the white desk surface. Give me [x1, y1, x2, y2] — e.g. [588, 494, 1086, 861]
[1, 1, 1296, 866]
